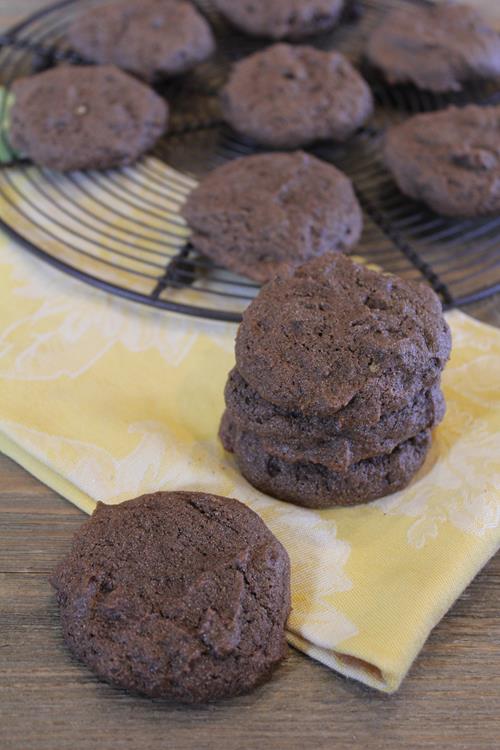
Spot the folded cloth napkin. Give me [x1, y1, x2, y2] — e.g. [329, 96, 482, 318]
[1, 231, 499, 693]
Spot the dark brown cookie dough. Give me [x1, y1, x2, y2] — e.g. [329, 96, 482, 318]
[235, 254, 451, 418]
[220, 419, 431, 508]
[182, 151, 362, 282]
[384, 104, 500, 217]
[366, 3, 500, 92]
[223, 369, 445, 467]
[221, 44, 373, 148]
[213, 0, 344, 40]
[9, 65, 168, 172]
[51, 492, 291, 703]
[67, 0, 215, 82]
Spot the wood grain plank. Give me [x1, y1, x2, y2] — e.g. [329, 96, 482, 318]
[1, 573, 499, 750]
[1, 449, 499, 750]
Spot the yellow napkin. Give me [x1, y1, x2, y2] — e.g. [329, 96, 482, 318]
[1, 228, 499, 693]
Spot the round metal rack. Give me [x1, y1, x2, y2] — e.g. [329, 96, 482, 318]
[0, 0, 499, 321]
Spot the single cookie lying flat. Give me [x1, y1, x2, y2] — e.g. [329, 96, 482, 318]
[213, 0, 344, 40]
[366, 3, 500, 92]
[221, 44, 373, 148]
[9, 65, 168, 171]
[384, 105, 500, 217]
[182, 151, 362, 282]
[51, 492, 291, 703]
[67, 0, 215, 81]
[235, 254, 451, 417]
[221, 418, 431, 509]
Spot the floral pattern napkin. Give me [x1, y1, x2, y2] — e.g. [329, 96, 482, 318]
[1, 232, 499, 692]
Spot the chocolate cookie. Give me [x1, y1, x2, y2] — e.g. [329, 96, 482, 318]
[220, 419, 431, 508]
[221, 44, 373, 149]
[9, 65, 168, 172]
[384, 104, 500, 217]
[213, 0, 344, 40]
[67, 0, 215, 82]
[366, 3, 500, 92]
[235, 254, 451, 418]
[182, 152, 362, 282]
[51, 492, 291, 703]
[224, 368, 445, 463]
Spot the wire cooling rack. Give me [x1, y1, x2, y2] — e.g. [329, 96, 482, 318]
[0, 0, 499, 321]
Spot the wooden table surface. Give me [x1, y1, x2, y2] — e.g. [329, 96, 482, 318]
[1, 3, 500, 749]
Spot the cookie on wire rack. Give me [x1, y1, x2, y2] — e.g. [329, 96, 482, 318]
[384, 104, 500, 217]
[221, 44, 373, 149]
[9, 65, 168, 171]
[212, 0, 345, 40]
[182, 151, 362, 282]
[67, 0, 215, 81]
[366, 2, 500, 92]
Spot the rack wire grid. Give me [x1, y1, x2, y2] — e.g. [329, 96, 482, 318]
[0, 0, 499, 322]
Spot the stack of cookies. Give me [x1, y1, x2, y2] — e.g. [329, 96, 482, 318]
[220, 254, 451, 509]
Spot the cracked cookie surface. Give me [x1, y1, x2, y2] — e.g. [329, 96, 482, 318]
[384, 105, 500, 217]
[366, 3, 500, 92]
[235, 254, 451, 418]
[51, 491, 291, 703]
[67, 0, 215, 81]
[221, 44, 373, 148]
[221, 416, 431, 509]
[10, 65, 168, 171]
[213, 0, 344, 40]
[223, 370, 445, 467]
[182, 151, 362, 282]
